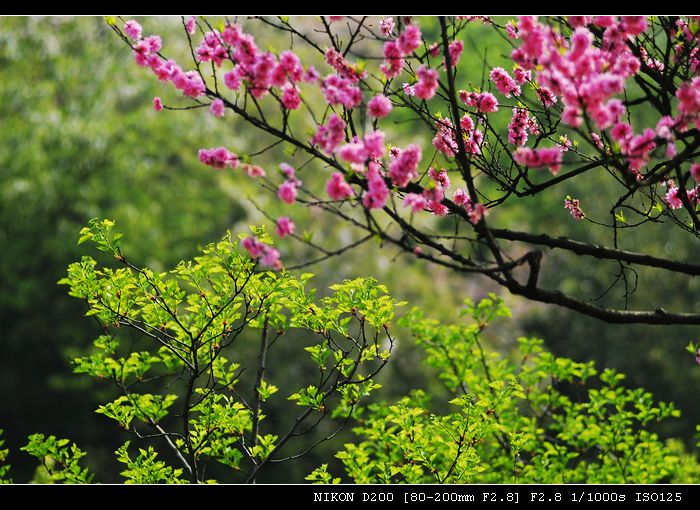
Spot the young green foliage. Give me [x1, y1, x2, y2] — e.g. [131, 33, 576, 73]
[54, 219, 398, 482]
[0, 430, 10, 484]
[115, 441, 186, 484]
[21, 434, 93, 484]
[320, 296, 700, 484]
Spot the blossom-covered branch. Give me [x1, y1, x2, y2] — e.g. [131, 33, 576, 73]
[112, 15, 700, 325]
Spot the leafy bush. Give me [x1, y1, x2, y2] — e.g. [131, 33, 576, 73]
[52, 219, 395, 483]
[1, 220, 697, 483]
[312, 297, 700, 483]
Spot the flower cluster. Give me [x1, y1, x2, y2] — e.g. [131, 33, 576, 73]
[564, 196, 585, 220]
[508, 108, 533, 146]
[326, 172, 354, 201]
[490, 67, 521, 97]
[432, 116, 483, 157]
[241, 236, 281, 269]
[381, 23, 422, 79]
[368, 94, 393, 118]
[459, 90, 499, 113]
[311, 114, 346, 154]
[123, 16, 700, 276]
[198, 147, 239, 169]
[513, 147, 563, 174]
[388, 144, 422, 187]
[277, 163, 301, 204]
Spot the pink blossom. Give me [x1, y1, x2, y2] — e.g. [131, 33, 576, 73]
[589, 99, 624, 129]
[242, 232, 283, 269]
[321, 74, 362, 108]
[363, 163, 389, 209]
[326, 172, 354, 201]
[381, 41, 404, 78]
[508, 108, 530, 146]
[505, 21, 518, 39]
[277, 50, 305, 83]
[527, 116, 540, 136]
[579, 73, 625, 106]
[665, 186, 684, 209]
[278, 181, 297, 204]
[337, 142, 367, 164]
[379, 17, 395, 37]
[685, 186, 698, 206]
[224, 68, 242, 90]
[248, 52, 276, 98]
[459, 91, 499, 113]
[151, 59, 177, 82]
[593, 16, 616, 28]
[281, 83, 301, 110]
[199, 147, 239, 169]
[561, 106, 583, 128]
[415, 65, 438, 100]
[209, 98, 225, 117]
[171, 69, 206, 98]
[512, 67, 531, 85]
[515, 16, 547, 62]
[242, 236, 266, 258]
[403, 193, 427, 213]
[311, 114, 346, 154]
[260, 246, 282, 270]
[677, 77, 700, 128]
[124, 20, 142, 41]
[592, 133, 604, 150]
[513, 147, 563, 174]
[626, 128, 656, 171]
[222, 24, 243, 46]
[397, 24, 422, 55]
[452, 188, 471, 207]
[465, 129, 484, 155]
[537, 86, 557, 107]
[243, 164, 265, 178]
[428, 167, 450, 189]
[368, 94, 393, 118]
[564, 196, 585, 220]
[448, 40, 464, 67]
[388, 144, 422, 187]
[196, 30, 228, 67]
[460, 114, 474, 133]
[452, 188, 485, 223]
[186, 16, 196, 35]
[569, 27, 593, 61]
[490, 67, 521, 97]
[403, 83, 416, 96]
[611, 122, 634, 145]
[279, 162, 296, 180]
[275, 216, 295, 237]
[133, 35, 162, 66]
[690, 164, 700, 184]
[695, 348, 700, 365]
[363, 131, 386, 159]
[324, 48, 365, 83]
[428, 200, 449, 216]
[432, 118, 458, 157]
[153, 97, 163, 112]
[569, 16, 592, 28]
[468, 203, 487, 224]
[621, 16, 647, 36]
[304, 65, 320, 84]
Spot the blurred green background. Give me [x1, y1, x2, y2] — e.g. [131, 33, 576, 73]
[1, 16, 698, 482]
